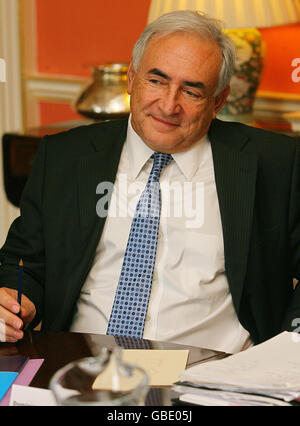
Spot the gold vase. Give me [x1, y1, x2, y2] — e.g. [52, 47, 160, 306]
[75, 63, 131, 120]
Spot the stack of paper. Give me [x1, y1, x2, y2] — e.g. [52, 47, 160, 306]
[173, 332, 300, 406]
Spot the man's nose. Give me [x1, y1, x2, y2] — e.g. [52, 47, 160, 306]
[160, 87, 181, 115]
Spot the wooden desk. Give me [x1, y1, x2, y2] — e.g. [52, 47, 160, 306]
[0, 330, 224, 406]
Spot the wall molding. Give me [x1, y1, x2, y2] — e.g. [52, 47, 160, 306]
[24, 75, 86, 128]
[26, 75, 85, 101]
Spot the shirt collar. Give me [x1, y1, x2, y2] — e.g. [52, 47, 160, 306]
[172, 135, 210, 180]
[126, 117, 154, 180]
[126, 116, 210, 180]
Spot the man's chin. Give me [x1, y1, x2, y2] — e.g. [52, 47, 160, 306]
[143, 137, 183, 154]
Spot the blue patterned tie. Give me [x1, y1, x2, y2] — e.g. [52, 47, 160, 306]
[107, 152, 172, 338]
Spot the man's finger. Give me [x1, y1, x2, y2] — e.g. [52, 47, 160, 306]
[0, 288, 20, 314]
[0, 318, 24, 342]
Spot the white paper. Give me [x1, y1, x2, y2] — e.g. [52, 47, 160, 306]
[174, 385, 291, 406]
[178, 392, 291, 406]
[9, 384, 57, 406]
[179, 331, 300, 401]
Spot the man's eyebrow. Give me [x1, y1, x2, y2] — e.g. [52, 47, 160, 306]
[183, 80, 206, 90]
[148, 68, 170, 80]
[148, 68, 206, 90]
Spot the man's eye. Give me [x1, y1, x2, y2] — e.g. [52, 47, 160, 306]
[184, 89, 200, 98]
[149, 78, 161, 85]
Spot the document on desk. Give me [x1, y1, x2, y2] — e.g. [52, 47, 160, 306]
[176, 331, 300, 404]
[93, 349, 189, 390]
[9, 384, 57, 406]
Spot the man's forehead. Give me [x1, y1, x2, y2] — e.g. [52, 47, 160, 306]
[143, 31, 222, 63]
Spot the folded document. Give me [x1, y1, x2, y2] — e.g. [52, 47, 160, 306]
[174, 331, 300, 406]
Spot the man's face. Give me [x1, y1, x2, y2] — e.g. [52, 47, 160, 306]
[127, 32, 230, 153]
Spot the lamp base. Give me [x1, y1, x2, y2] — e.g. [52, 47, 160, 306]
[219, 28, 265, 119]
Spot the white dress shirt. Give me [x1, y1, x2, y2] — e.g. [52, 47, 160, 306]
[70, 118, 252, 353]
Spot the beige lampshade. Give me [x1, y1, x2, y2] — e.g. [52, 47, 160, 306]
[148, 0, 300, 28]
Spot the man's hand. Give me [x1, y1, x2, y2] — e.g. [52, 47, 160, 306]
[0, 287, 36, 342]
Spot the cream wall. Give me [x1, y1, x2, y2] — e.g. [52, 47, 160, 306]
[0, 0, 22, 247]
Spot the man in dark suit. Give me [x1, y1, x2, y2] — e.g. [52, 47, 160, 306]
[0, 11, 299, 349]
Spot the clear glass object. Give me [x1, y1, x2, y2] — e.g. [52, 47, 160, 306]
[49, 347, 149, 406]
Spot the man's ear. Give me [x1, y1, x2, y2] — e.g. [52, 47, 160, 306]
[213, 85, 230, 118]
[127, 62, 136, 95]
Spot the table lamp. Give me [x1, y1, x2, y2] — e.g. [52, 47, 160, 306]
[147, 0, 300, 121]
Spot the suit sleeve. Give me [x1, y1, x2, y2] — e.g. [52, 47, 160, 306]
[282, 138, 300, 331]
[0, 136, 49, 326]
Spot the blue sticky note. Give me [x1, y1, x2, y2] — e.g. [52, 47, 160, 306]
[0, 372, 18, 400]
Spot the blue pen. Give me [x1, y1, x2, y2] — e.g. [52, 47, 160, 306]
[17, 259, 23, 318]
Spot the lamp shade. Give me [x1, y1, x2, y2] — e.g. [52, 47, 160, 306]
[148, 0, 300, 28]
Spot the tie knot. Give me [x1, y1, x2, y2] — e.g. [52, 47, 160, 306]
[150, 152, 172, 180]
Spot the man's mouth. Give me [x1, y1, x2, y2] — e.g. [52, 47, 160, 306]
[151, 115, 180, 127]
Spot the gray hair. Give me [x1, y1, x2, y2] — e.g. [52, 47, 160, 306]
[132, 10, 236, 96]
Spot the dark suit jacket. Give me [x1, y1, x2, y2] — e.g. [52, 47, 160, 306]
[1, 118, 300, 344]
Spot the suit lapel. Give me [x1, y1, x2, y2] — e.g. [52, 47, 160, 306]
[77, 120, 127, 245]
[209, 119, 258, 313]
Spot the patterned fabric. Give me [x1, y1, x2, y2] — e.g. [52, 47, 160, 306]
[107, 152, 172, 338]
[114, 335, 152, 349]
